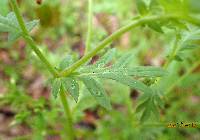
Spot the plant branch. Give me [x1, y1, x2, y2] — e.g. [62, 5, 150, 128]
[10, 0, 29, 35]
[60, 86, 75, 140]
[10, 0, 58, 77]
[23, 35, 59, 77]
[59, 15, 176, 77]
[10, 1, 75, 139]
[85, 0, 93, 54]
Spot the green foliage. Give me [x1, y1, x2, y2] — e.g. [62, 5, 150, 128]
[135, 0, 200, 34]
[51, 78, 61, 98]
[50, 49, 167, 110]
[0, 0, 9, 16]
[62, 77, 79, 103]
[0, 12, 38, 41]
[1, 0, 200, 139]
[59, 55, 74, 70]
[170, 28, 200, 62]
[94, 48, 116, 67]
[136, 0, 149, 16]
[78, 50, 166, 94]
[80, 77, 112, 110]
[179, 29, 200, 51]
[136, 88, 164, 121]
[188, 0, 200, 13]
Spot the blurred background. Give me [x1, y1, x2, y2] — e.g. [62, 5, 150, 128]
[0, 0, 200, 140]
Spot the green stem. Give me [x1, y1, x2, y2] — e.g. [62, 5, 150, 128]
[85, 0, 93, 54]
[23, 35, 59, 77]
[59, 15, 176, 77]
[60, 87, 75, 140]
[10, 1, 75, 139]
[10, 0, 58, 77]
[10, 0, 29, 35]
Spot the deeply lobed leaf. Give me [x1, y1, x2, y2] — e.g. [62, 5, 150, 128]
[0, 12, 39, 41]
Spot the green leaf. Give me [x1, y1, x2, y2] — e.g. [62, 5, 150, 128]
[97, 74, 152, 94]
[80, 77, 112, 110]
[59, 55, 73, 70]
[0, 23, 14, 32]
[6, 12, 19, 26]
[149, 100, 159, 120]
[180, 43, 199, 51]
[179, 29, 200, 51]
[148, 22, 164, 33]
[153, 94, 164, 109]
[26, 20, 39, 32]
[158, 0, 188, 15]
[0, 12, 39, 41]
[8, 32, 21, 42]
[174, 54, 183, 62]
[61, 78, 79, 102]
[169, 19, 189, 31]
[136, 87, 164, 121]
[112, 52, 134, 68]
[136, 0, 149, 15]
[0, 13, 18, 32]
[188, 0, 200, 13]
[0, 0, 9, 16]
[126, 66, 167, 77]
[94, 48, 116, 67]
[79, 66, 166, 94]
[136, 99, 149, 113]
[80, 66, 166, 78]
[51, 78, 61, 99]
[140, 107, 151, 122]
[149, 0, 162, 14]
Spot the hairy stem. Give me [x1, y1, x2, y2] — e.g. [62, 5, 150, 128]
[85, 0, 93, 54]
[59, 15, 176, 77]
[10, 0, 75, 139]
[60, 87, 75, 140]
[23, 35, 59, 77]
[10, 0, 29, 35]
[10, 0, 58, 77]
